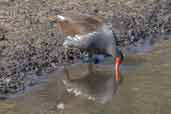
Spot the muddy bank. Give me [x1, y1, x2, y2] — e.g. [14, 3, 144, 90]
[0, 39, 170, 114]
[0, 0, 171, 95]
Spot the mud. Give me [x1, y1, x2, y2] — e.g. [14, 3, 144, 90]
[0, 0, 171, 95]
[0, 39, 170, 114]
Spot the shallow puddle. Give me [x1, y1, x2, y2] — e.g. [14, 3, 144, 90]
[0, 40, 171, 114]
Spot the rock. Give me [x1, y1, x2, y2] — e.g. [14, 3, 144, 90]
[57, 102, 65, 110]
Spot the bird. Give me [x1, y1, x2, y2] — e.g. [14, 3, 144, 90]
[48, 12, 124, 86]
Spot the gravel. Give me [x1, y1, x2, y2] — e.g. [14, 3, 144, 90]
[0, 0, 170, 95]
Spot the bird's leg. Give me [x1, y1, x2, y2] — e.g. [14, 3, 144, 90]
[88, 52, 94, 74]
[63, 49, 71, 81]
[64, 64, 70, 80]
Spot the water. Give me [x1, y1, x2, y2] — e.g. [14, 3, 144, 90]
[0, 40, 171, 114]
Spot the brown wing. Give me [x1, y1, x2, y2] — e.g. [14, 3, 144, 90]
[56, 12, 104, 36]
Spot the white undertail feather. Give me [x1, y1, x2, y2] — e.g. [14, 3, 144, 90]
[57, 15, 66, 21]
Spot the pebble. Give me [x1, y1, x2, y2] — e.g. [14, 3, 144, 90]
[66, 88, 73, 93]
[73, 89, 82, 96]
[88, 96, 96, 101]
[57, 102, 65, 110]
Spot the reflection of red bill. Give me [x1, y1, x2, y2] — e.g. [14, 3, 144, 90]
[114, 57, 121, 82]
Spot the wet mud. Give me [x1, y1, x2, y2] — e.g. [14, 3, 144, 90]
[0, 39, 171, 114]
